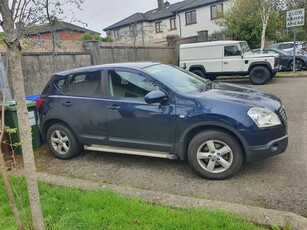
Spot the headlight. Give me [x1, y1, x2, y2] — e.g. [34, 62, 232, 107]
[247, 107, 281, 128]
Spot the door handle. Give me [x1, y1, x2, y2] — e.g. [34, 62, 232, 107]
[62, 101, 72, 107]
[107, 105, 120, 110]
[224, 62, 229, 64]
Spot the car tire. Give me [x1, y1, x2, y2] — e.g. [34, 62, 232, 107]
[192, 69, 206, 78]
[47, 123, 82, 159]
[249, 66, 271, 85]
[187, 130, 243, 180]
[289, 59, 304, 71]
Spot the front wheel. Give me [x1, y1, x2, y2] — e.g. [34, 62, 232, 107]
[289, 59, 304, 71]
[249, 66, 271, 85]
[188, 130, 243, 180]
[192, 69, 206, 78]
[47, 123, 82, 159]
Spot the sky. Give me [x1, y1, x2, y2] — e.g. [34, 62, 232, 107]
[64, 0, 182, 36]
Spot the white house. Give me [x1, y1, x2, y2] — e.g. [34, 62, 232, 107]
[103, 0, 234, 45]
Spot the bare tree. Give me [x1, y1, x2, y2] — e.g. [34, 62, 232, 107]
[0, 1, 45, 229]
[0, 0, 84, 229]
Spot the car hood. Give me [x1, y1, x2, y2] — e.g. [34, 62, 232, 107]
[245, 52, 278, 58]
[200, 81, 282, 111]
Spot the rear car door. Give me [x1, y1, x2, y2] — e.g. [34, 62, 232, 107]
[58, 70, 109, 145]
[104, 68, 176, 152]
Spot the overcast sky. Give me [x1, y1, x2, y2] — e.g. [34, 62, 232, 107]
[65, 0, 182, 36]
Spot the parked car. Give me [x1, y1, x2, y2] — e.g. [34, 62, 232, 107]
[252, 47, 307, 71]
[268, 41, 307, 54]
[179, 41, 280, 85]
[36, 63, 288, 180]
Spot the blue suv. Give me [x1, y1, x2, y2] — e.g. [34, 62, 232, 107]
[36, 63, 288, 179]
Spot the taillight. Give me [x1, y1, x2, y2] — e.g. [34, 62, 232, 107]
[36, 98, 45, 110]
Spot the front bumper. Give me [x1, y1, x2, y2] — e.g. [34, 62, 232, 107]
[272, 65, 282, 73]
[247, 135, 288, 162]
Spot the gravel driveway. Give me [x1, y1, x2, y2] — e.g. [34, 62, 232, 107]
[26, 77, 307, 216]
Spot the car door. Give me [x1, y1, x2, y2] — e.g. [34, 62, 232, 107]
[58, 70, 109, 145]
[223, 45, 243, 72]
[104, 68, 176, 152]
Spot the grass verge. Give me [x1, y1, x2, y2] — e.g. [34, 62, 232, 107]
[0, 176, 264, 230]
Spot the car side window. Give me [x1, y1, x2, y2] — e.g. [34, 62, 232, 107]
[224, 45, 241, 56]
[55, 79, 66, 91]
[69, 71, 101, 96]
[108, 70, 159, 99]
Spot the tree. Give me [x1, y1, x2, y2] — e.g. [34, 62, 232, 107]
[0, 1, 45, 229]
[0, 0, 84, 229]
[217, 0, 283, 48]
[77, 32, 113, 44]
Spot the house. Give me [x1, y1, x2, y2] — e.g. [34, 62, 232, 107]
[24, 21, 100, 41]
[103, 0, 233, 45]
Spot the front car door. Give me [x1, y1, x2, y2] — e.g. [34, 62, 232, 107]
[223, 44, 243, 72]
[104, 68, 176, 152]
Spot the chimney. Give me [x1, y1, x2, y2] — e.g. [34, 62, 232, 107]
[157, 0, 164, 10]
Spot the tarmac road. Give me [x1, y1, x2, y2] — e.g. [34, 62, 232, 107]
[31, 77, 307, 216]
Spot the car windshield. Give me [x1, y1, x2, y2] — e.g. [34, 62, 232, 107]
[143, 64, 209, 93]
[240, 42, 251, 53]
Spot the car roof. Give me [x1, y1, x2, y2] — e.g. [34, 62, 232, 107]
[54, 62, 160, 76]
[180, 40, 247, 49]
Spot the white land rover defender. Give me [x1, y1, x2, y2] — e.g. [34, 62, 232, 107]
[179, 41, 280, 84]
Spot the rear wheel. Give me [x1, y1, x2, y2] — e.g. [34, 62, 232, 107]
[188, 130, 243, 180]
[249, 66, 271, 85]
[47, 123, 82, 159]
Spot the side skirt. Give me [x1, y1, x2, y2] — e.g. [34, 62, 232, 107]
[84, 145, 178, 160]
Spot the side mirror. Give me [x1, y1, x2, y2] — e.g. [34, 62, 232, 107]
[145, 91, 167, 104]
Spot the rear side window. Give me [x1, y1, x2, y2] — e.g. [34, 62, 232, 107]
[69, 71, 101, 96]
[55, 79, 66, 91]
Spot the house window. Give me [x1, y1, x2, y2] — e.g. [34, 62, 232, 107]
[129, 24, 137, 35]
[113, 29, 120, 40]
[211, 3, 223, 20]
[170, 18, 176, 30]
[155, 21, 162, 33]
[185, 10, 197, 25]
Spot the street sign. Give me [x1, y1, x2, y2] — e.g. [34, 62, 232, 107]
[286, 8, 305, 28]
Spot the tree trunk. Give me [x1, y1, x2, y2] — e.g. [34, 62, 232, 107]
[7, 42, 46, 230]
[260, 20, 268, 52]
[0, 0, 45, 228]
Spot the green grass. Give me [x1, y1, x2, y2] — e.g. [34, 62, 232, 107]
[276, 70, 307, 77]
[0, 177, 264, 230]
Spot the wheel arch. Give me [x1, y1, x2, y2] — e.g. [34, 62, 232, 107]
[177, 122, 250, 162]
[42, 118, 74, 140]
[189, 65, 206, 74]
[248, 62, 272, 73]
